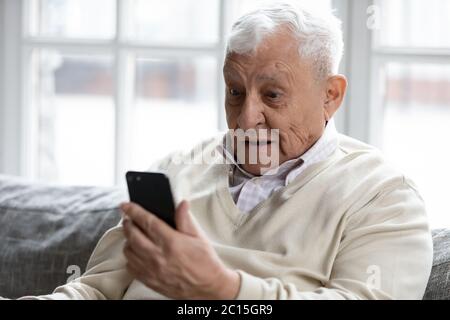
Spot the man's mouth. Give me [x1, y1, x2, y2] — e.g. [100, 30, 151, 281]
[245, 140, 272, 146]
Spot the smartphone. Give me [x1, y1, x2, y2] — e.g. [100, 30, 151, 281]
[125, 171, 176, 229]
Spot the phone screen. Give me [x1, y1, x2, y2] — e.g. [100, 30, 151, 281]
[125, 171, 176, 229]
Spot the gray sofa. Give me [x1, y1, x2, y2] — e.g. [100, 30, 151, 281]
[0, 174, 449, 299]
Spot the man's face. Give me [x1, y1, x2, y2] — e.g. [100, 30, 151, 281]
[223, 29, 331, 176]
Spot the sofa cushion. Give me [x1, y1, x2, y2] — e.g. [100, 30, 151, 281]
[0, 175, 125, 299]
[423, 229, 450, 300]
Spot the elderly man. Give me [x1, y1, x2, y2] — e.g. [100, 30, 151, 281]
[21, 3, 432, 300]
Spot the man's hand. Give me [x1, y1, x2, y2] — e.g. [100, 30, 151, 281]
[120, 200, 240, 300]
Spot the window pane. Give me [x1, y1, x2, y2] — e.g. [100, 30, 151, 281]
[375, 0, 450, 48]
[122, 0, 219, 45]
[381, 63, 450, 228]
[32, 50, 115, 186]
[131, 56, 218, 170]
[226, 0, 332, 36]
[28, 0, 116, 39]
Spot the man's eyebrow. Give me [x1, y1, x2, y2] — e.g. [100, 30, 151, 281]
[223, 67, 242, 80]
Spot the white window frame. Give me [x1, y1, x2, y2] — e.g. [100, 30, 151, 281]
[370, 47, 450, 148]
[340, 0, 450, 148]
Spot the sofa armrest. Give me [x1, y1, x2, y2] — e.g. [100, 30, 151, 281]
[0, 175, 126, 299]
[423, 229, 450, 299]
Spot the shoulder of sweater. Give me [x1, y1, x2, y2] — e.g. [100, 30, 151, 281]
[336, 133, 399, 177]
[337, 133, 382, 155]
[335, 134, 424, 209]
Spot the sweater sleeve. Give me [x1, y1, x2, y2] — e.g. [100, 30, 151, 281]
[18, 222, 133, 300]
[235, 178, 434, 300]
[15, 154, 177, 300]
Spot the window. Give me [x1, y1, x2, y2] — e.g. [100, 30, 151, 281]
[375, 0, 450, 48]
[31, 51, 116, 185]
[24, 0, 222, 187]
[28, 0, 117, 39]
[371, 0, 450, 228]
[131, 56, 218, 171]
[122, 0, 219, 45]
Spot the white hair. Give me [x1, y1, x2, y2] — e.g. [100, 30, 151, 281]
[226, 2, 344, 80]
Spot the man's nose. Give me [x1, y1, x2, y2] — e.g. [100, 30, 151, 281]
[237, 94, 265, 130]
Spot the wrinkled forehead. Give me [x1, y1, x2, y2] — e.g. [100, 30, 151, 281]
[224, 29, 306, 72]
[223, 57, 294, 85]
[223, 40, 311, 83]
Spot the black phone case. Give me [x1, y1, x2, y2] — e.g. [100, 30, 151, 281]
[126, 171, 176, 229]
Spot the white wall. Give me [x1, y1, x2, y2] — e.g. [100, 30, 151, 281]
[0, 0, 5, 172]
[0, 0, 23, 176]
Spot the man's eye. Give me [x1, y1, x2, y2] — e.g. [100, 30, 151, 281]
[229, 88, 241, 96]
[266, 91, 281, 99]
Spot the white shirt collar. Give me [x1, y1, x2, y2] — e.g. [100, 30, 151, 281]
[218, 118, 339, 184]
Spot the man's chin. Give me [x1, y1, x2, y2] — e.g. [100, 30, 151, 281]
[240, 163, 276, 176]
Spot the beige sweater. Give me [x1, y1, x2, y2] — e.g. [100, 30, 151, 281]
[24, 134, 433, 300]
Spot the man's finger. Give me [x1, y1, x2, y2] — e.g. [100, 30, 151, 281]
[123, 242, 148, 271]
[175, 200, 203, 238]
[123, 218, 163, 255]
[122, 202, 176, 244]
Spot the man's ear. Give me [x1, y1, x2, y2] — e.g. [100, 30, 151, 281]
[323, 75, 347, 121]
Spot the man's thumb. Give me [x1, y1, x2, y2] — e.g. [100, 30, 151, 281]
[175, 200, 202, 237]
